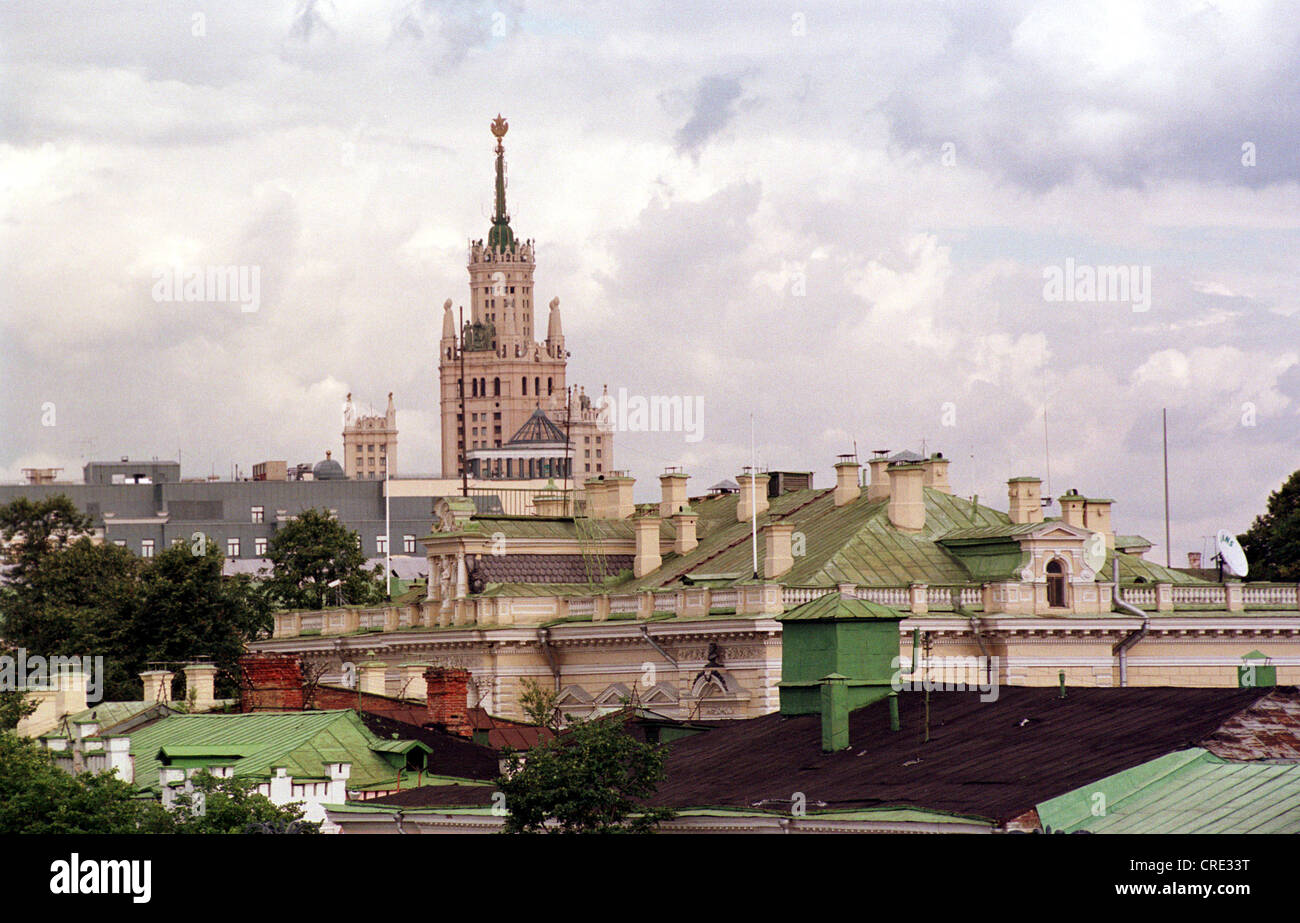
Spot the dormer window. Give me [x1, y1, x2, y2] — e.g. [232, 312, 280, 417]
[1046, 558, 1068, 608]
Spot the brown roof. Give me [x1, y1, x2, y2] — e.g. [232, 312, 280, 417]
[1201, 689, 1300, 761]
[468, 707, 555, 749]
[355, 711, 500, 781]
[476, 553, 632, 584]
[368, 784, 498, 808]
[649, 686, 1281, 823]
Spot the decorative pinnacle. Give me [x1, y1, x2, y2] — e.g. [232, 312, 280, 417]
[490, 113, 508, 152]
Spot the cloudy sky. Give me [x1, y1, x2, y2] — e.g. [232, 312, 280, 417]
[2, 0, 1297, 564]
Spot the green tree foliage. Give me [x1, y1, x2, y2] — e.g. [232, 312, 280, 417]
[0, 498, 271, 702]
[1239, 469, 1300, 582]
[0, 732, 142, 834]
[518, 677, 562, 733]
[496, 716, 675, 834]
[0, 494, 92, 586]
[139, 770, 319, 834]
[265, 508, 385, 610]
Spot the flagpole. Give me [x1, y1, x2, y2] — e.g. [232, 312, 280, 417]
[750, 414, 758, 578]
[385, 457, 391, 599]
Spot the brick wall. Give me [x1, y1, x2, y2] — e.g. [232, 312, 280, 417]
[425, 667, 473, 738]
[239, 653, 305, 712]
[312, 684, 428, 725]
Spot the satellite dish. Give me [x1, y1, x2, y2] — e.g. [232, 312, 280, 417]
[1083, 531, 1107, 573]
[1215, 530, 1249, 578]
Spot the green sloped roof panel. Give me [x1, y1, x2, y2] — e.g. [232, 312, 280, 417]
[778, 592, 906, 621]
[1036, 748, 1300, 834]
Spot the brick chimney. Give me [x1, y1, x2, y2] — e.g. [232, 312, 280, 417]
[921, 453, 951, 494]
[867, 454, 891, 501]
[1059, 490, 1086, 529]
[659, 468, 690, 518]
[762, 521, 795, 579]
[182, 663, 218, 711]
[1187, 551, 1203, 569]
[633, 514, 662, 578]
[425, 667, 473, 738]
[887, 463, 926, 532]
[1007, 477, 1044, 525]
[140, 670, 174, 704]
[239, 653, 304, 712]
[672, 510, 698, 554]
[1084, 498, 1114, 549]
[833, 456, 861, 507]
[736, 470, 770, 522]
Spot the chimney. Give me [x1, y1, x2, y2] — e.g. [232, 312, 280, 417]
[820, 674, 850, 752]
[238, 653, 304, 712]
[1059, 490, 1086, 529]
[1007, 477, 1044, 525]
[358, 660, 388, 697]
[1187, 551, 1203, 569]
[659, 468, 690, 518]
[736, 470, 770, 522]
[921, 453, 951, 494]
[533, 492, 567, 516]
[633, 514, 662, 578]
[55, 666, 88, 716]
[424, 667, 473, 738]
[867, 453, 891, 501]
[182, 663, 218, 711]
[399, 662, 430, 700]
[833, 456, 861, 507]
[672, 509, 698, 555]
[585, 473, 635, 519]
[762, 521, 795, 579]
[1084, 498, 1114, 549]
[140, 670, 174, 704]
[887, 463, 926, 532]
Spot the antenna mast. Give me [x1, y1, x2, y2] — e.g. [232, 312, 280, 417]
[1163, 408, 1171, 567]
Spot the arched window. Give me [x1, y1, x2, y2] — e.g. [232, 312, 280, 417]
[493, 377, 501, 397]
[1046, 559, 1068, 608]
[521, 377, 528, 396]
[534, 377, 540, 398]
[547, 377, 553, 395]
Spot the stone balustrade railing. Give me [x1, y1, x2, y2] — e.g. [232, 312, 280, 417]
[269, 580, 1300, 639]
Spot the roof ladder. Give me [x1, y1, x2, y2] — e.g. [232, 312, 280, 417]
[573, 516, 609, 586]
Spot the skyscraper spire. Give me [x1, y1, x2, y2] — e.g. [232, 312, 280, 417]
[488, 114, 514, 250]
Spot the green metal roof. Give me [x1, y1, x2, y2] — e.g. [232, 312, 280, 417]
[1036, 748, 1300, 834]
[777, 592, 905, 622]
[126, 710, 420, 794]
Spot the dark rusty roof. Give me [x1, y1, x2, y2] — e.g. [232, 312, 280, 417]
[475, 552, 632, 584]
[649, 686, 1279, 823]
[1202, 689, 1300, 761]
[368, 783, 498, 808]
[355, 711, 500, 781]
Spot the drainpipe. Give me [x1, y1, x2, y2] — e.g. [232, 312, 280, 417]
[1110, 558, 1149, 687]
[536, 628, 561, 692]
[640, 626, 678, 667]
[953, 588, 994, 688]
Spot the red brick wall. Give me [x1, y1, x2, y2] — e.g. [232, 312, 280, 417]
[425, 667, 473, 738]
[239, 653, 305, 712]
[313, 685, 428, 725]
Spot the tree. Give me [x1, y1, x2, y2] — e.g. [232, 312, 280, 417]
[0, 495, 92, 587]
[0, 732, 142, 834]
[496, 715, 675, 834]
[266, 508, 384, 610]
[1239, 469, 1300, 582]
[518, 677, 562, 733]
[139, 770, 319, 834]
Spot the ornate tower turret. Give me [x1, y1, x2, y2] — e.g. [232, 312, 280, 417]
[546, 296, 565, 358]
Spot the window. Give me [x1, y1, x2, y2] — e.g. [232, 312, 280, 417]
[403, 534, 416, 554]
[522, 377, 527, 395]
[251, 506, 264, 523]
[1046, 559, 1068, 608]
[141, 539, 154, 558]
[113, 539, 126, 547]
[376, 535, 388, 554]
[254, 537, 268, 556]
[227, 538, 240, 557]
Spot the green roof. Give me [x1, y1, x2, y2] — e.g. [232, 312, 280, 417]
[126, 710, 424, 794]
[1036, 748, 1300, 834]
[777, 592, 905, 622]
